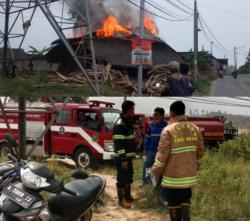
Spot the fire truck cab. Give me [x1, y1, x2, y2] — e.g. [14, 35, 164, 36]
[46, 100, 120, 167]
[0, 100, 120, 168]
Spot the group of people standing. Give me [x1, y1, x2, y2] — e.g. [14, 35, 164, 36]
[112, 100, 205, 221]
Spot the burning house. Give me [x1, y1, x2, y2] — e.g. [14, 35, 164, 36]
[46, 0, 186, 75]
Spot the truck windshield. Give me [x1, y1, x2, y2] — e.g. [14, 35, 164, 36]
[102, 109, 120, 131]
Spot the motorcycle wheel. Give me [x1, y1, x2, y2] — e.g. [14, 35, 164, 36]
[0, 142, 12, 160]
[80, 209, 92, 221]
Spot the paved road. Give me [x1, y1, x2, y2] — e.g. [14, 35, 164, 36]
[210, 74, 250, 96]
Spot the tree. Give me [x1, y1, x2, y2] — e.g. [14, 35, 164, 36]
[238, 49, 250, 74]
[183, 50, 212, 72]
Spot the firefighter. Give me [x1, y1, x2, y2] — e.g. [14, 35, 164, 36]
[113, 100, 137, 209]
[152, 101, 205, 221]
[142, 107, 167, 185]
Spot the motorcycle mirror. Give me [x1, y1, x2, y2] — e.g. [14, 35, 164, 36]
[71, 170, 89, 179]
[7, 154, 18, 162]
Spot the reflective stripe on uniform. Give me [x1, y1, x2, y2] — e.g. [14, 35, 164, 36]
[126, 152, 136, 157]
[154, 159, 165, 168]
[171, 146, 197, 154]
[113, 152, 135, 158]
[116, 149, 126, 155]
[162, 176, 197, 187]
[112, 134, 135, 140]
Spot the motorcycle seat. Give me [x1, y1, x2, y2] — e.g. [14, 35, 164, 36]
[0, 163, 15, 176]
[48, 176, 104, 217]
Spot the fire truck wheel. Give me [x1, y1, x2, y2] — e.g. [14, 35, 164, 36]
[80, 208, 92, 221]
[74, 148, 94, 168]
[0, 142, 11, 160]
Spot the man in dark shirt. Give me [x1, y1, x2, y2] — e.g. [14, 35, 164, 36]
[161, 61, 192, 96]
[113, 100, 137, 209]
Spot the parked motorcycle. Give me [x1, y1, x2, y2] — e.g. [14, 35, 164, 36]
[0, 161, 106, 221]
[0, 133, 18, 160]
[0, 154, 27, 192]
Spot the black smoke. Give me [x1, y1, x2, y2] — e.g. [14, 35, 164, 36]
[69, 0, 140, 30]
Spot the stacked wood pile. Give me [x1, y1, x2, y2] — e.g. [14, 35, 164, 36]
[47, 63, 172, 96]
[144, 64, 171, 96]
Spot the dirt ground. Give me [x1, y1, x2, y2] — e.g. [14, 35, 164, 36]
[92, 175, 170, 221]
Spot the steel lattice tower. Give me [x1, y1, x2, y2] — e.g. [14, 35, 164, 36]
[0, 0, 99, 94]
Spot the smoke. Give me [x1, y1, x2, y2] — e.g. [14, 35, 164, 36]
[69, 0, 140, 30]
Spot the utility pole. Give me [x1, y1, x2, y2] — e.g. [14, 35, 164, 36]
[193, 0, 198, 86]
[233, 46, 237, 71]
[2, 0, 10, 77]
[18, 97, 26, 159]
[234, 45, 245, 71]
[210, 41, 214, 56]
[85, 0, 100, 95]
[137, 0, 145, 96]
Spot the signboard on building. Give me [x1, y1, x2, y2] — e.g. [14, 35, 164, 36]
[131, 38, 152, 65]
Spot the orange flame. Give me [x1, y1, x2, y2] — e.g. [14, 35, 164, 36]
[144, 16, 158, 36]
[96, 15, 132, 37]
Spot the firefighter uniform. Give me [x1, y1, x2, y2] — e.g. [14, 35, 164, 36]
[113, 115, 136, 208]
[152, 115, 204, 221]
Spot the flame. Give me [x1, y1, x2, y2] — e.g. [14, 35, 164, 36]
[96, 15, 132, 37]
[144, 16, 158, 36]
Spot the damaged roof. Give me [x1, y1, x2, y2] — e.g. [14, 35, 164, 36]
[46, 35, 186, 71]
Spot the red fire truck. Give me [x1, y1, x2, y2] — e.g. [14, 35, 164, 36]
[0, 100, 120, 168]
[135, 114, 238, 148]
[0, 100, 238, 168]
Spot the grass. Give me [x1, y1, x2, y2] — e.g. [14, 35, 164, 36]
[192, 134, 250, 221]
[0, 72, 126, 97]
[196, 74, 218, 95]
[1, 134, 249, 220]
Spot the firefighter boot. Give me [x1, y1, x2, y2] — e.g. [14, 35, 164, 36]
[117, 188, 131, 209]
[124, 184, 135, 203]
[181, 204, 191, 221]
[169, 207, 182, 221]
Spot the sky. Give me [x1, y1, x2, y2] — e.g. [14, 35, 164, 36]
[154, 0, 250, 67]
[90, 97, 250, 116]
[1, 0, 250, 67]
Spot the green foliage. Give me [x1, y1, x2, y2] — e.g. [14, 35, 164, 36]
[196, 74, 217, 95]
[238, 65, 250, 74]
[183, 51, 212, 72]
[238, 49, 250, 74]
[192, 134, 250, 221]
[218, 133, 250, 160]
[0, 72, 125, 97]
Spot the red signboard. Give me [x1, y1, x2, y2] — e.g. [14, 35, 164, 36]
[131, 38, 152, 65]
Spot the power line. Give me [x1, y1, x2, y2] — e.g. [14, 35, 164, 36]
[145, 0, 185, 19]
[175, 0, 193, 11]
[199, 14, 230, 53]
[199, 3, 250, 21]
[147, 0, 190, 20]
[198, 16, 229, 56]
[126, 0, 192, 22]
[187, 97, 250, 108]
[163, 0, 193, 15]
